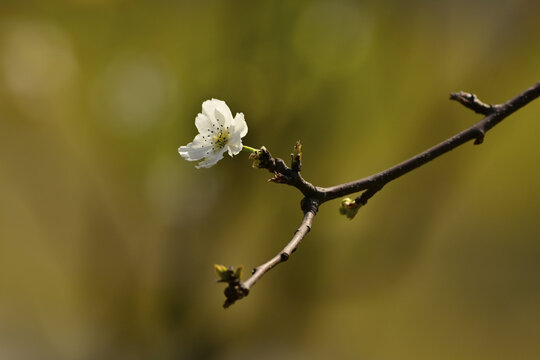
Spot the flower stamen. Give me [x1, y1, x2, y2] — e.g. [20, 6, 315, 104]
[213, 130, 229, 150]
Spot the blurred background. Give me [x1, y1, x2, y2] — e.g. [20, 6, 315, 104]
[1, 0, 539, 359]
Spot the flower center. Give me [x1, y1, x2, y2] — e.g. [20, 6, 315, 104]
[213, 130, 229, 150]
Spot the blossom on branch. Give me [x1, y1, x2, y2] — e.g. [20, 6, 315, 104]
[178, 99, 248, 168]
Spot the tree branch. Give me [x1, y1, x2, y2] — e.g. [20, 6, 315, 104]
[320, 82, 540, 201]
[218, 81, 540, 308]
[218, 199, 318, 308]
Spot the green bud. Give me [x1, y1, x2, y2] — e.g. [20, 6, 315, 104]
[339, 197, 360, 219]
[291, 140, 302, 171]
[233, 265, 243, 280]
[291, 141, 302, 171]
[214, 264, 243, 283]
[214, 264, 231, 282]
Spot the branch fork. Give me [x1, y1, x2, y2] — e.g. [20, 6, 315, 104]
[217, 82, 540, 308]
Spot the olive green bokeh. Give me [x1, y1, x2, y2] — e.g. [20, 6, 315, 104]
[1, 1, 540, 359]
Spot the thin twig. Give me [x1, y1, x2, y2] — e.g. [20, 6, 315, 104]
[242, 205, 317, 291]
[219, 81, 540, 307]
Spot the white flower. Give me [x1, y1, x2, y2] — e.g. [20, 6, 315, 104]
[178, 99, 248, 168]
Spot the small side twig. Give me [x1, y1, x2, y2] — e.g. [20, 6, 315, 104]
[219, 200, 318, 308]
[449, 91, 496, 115]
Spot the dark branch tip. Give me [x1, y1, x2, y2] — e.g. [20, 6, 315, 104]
[450, 91, 494, 116]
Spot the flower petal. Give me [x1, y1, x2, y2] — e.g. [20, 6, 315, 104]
[195, 147, 227, 168]
[201, 99, 232, 122]
[212, 99, 233, 121]
[179, 144, 213, 161]
[195, 113, 214, 135]
[227, 131, 243, 156]
[214, 107, 232, 129]
[201, 99, 218, 120]
[227, 141, 243, 156]
[233, 112, 248, 138]
[178, 134, 213, 161]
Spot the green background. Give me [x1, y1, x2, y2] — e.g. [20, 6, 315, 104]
[1, 0, 539, 359]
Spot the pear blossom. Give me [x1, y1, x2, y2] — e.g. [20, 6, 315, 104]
[179, 99, 248, 168]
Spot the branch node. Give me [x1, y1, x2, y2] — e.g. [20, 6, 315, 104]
[301, 197, 319, 214]
[474, 129, 485, 145]
[252, 144, 317, 196]
[473, 134, 485, 145]
[280, 252, 290, 261]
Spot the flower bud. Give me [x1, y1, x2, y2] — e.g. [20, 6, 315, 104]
[214, 264, 243, 283]
[290, 141, 302, 171]
[339, 197, 360, 219]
